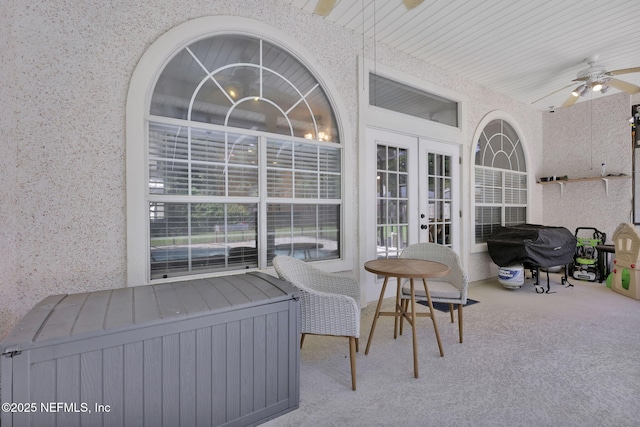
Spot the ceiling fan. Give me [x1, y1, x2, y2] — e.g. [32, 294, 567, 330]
[313, 0, 425, 17]
[214, 67, 260, 100]
[536, 57, 640, 108]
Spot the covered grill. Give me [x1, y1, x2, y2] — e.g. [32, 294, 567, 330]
[487, 224, 577, 292]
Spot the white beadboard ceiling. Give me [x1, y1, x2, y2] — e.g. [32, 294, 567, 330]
[285, 0, 640, 111]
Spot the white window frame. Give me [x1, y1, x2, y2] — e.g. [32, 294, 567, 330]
[126, 16, 353, 286]
[471, 111, 531, 253]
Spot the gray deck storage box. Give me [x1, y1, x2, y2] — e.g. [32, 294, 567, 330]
[0, 272, 300, 427]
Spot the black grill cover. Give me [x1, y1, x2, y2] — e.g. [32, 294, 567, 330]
[486, 224, 577, 268]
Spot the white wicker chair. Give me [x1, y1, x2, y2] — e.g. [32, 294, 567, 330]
[399, 243, 468, 343]
[272, 255, 361, 390]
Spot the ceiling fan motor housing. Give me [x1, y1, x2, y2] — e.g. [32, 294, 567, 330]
[576, 65, 612, 85]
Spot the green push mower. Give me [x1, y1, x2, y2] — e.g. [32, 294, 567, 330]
[569, 227, 606, 282]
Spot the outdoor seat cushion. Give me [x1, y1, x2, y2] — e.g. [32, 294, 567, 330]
[402, 280, 461, 300]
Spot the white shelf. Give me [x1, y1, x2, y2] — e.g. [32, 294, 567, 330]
[537, 175, 630, 195]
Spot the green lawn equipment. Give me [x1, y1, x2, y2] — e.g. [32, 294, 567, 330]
[569, 227, 606, 282]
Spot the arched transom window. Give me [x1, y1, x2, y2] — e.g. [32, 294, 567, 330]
[474, 119, 527, 243]
[146, 34, 342, 280]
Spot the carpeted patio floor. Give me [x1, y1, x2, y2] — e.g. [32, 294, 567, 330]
[263, 274, 640, 427]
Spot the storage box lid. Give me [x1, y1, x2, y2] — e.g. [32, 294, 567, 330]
[0, 272, 298, 353]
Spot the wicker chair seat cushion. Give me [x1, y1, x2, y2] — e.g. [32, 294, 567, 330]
[401, 280, 461, 300]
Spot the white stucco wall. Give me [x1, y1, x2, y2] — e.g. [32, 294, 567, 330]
[1, 0, 545, 339]
[541, 92, 633, 240]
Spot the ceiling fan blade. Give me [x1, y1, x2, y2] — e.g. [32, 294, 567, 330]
[531, 83, 574, 104]
[314, 0, 337, 16]
[607, 78, 640, 94]
[561, 94, 579, 108]
[403, 0, 425, 10]
[610, 67, 640, 75]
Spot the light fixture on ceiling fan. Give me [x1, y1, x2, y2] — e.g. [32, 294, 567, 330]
[562, 58, 640, 107]
[571, 84, 588, 97]
[313, 0, 425, 17]
[571, 80, 612, 99]
[554, 56, 640, 107]
[218, 67, 260, 100]
[536, 56, 640, 108]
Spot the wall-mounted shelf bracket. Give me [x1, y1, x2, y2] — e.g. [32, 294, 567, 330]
[537, 175, 629, 196]
[558, 181, 565, 196]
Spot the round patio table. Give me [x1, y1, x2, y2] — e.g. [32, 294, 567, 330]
[364, 258, 450, 378]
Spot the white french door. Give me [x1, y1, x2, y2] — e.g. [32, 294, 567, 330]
[418, 139, 460, 251]
[364, 128, 459, 300]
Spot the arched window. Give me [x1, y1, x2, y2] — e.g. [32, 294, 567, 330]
[127, 21, 344, 283]
[474, 119, 527, 243]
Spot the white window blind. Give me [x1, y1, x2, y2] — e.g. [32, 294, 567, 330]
[474, 119, 528, 244]
[146, 34, 343, 280]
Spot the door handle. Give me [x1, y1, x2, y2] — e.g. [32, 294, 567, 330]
[421, 224, 428, 230]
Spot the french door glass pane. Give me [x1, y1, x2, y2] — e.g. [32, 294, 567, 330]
[427, 152, 453, 247]
[377, 144, 408, 258]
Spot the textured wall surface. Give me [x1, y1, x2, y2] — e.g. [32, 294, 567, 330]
[0, 0, 577, 339]
[541, 92, 633, 241]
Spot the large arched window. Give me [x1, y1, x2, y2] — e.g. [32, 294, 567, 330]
[127, 19, 345, 283]
[474, 118, 528, 244]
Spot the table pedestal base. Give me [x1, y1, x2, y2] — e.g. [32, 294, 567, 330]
[365, 276, 443, 378]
